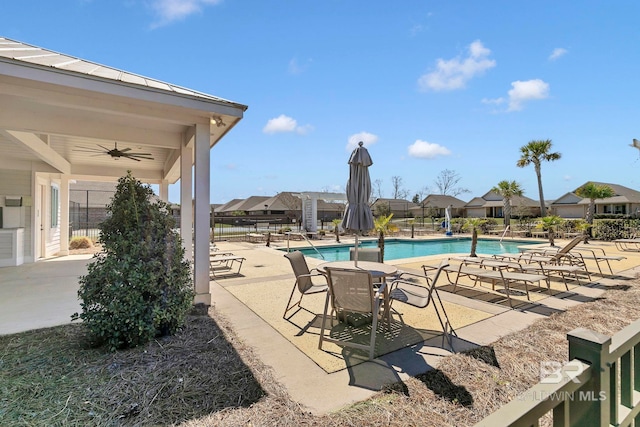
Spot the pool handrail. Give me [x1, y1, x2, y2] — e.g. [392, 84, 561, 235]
[285, 232, 325, 259]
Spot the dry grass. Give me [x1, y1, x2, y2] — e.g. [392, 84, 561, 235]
[69, 243, 103, 255]
[68, 236, 94, 250]
[2, 276, 639, 426]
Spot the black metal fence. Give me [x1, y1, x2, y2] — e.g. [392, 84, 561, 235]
[69, 189, 114, 241]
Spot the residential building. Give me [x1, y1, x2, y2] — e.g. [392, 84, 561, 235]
[465, 191, 541, 218]
[370, 198, 418, 218]
[409, 195, 467, 218]
[551, 182, 640, 218]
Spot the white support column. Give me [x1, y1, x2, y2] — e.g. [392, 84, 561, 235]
[310, 197, 318, 232]
[180, 139, 193, 262]
[159, 180, 169, 202]
[59, 175, 70, 255]
[193, 122, 211, 306]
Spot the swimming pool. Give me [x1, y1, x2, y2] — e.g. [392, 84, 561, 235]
[290, 238, 536, 262]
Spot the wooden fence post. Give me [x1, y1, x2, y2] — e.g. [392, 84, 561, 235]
[567, 327, 611, 427]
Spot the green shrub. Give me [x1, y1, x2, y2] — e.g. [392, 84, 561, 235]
[479, 218, 498, 234]
[72, 171, 194, 351]
[594, 214, 629, 220]
[593, 219, 640, 241]
[69, 236, 93, 249]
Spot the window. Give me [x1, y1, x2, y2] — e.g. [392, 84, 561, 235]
[614, 205, 626, 215]
[51, 186, 59, 227]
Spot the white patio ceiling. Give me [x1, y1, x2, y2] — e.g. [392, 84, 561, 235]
[0, 37, 248, 184]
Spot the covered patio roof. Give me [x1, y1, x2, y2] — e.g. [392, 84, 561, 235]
[0, 37, 247, 183]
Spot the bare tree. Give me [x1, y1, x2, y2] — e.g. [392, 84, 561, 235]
[278, 192, 302, 227]
[391, 176, 410, 199]
[434, 169, 470, 197]
[372, 178, 384, 201]
[415, 186, 430, 204]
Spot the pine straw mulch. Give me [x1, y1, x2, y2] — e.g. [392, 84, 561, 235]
[1, 274, 639, 426]
[0, 309, 268, 426]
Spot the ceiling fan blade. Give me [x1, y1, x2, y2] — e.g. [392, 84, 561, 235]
[73, 149, 104, 154]
[74, 142, 154, 161]
[124, 152, 153, 156]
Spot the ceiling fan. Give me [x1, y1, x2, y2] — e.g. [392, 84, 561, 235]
[73, 142, 154, 162]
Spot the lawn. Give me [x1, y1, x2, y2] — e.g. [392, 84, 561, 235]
[2, 275, 639, 426]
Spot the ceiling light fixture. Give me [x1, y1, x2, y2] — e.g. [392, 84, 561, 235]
[210, 116, 226, 127]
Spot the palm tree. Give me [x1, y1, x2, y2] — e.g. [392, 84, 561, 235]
[576, 182, 615, 240]
[373, 213, 399, 262]
[491, 180, 523, 227]
[516, 139, 561, 217]
[331, 218, 341, 243]
[539, 215, 564, 247]
[576, 182, 615, 225]
[464, 218, 485, 257]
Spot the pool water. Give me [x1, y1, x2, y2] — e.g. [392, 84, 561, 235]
[292, 238, 536, 262]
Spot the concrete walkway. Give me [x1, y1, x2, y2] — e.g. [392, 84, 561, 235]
[1, 236, 639, 415]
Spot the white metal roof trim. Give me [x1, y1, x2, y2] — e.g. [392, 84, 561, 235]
[0, 37, 242, 107]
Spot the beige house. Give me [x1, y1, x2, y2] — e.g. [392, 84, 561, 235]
[211, 192, 346, 232]
[251, 192, 344, 221]
[213, 198, 245, 216]
[409, 194, 467, 218]
[0, 37, 247, 305]
[370, 198, 418, 218]
[465, 191, 541, 219]
[551, 182, 640, 219]
[216, 196, 271, 216]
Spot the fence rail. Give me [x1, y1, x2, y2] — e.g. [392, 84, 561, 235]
[475, 317, 640, 426]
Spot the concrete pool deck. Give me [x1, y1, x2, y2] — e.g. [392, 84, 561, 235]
[1, 234, 639, 415]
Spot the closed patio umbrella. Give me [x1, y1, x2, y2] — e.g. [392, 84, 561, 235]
[341, 141, 374, 266]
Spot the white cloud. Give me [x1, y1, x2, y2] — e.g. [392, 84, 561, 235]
[262, 115, 313, 135]
[263, 115, 297, 133]
[408, 140, 451, 159]
[288, 57, 312, 75]
[507, 79, 550, 111]
[347, 132, 378, 151]
[549, 48, 568, 61]
[418, 40, 496, 91]
[150, 0, 221, 28]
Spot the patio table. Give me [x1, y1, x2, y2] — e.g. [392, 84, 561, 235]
[317, 261, 398, 326]
[316, 260, 398, 279]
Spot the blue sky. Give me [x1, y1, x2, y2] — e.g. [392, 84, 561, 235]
[5, 0, 640, 204]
